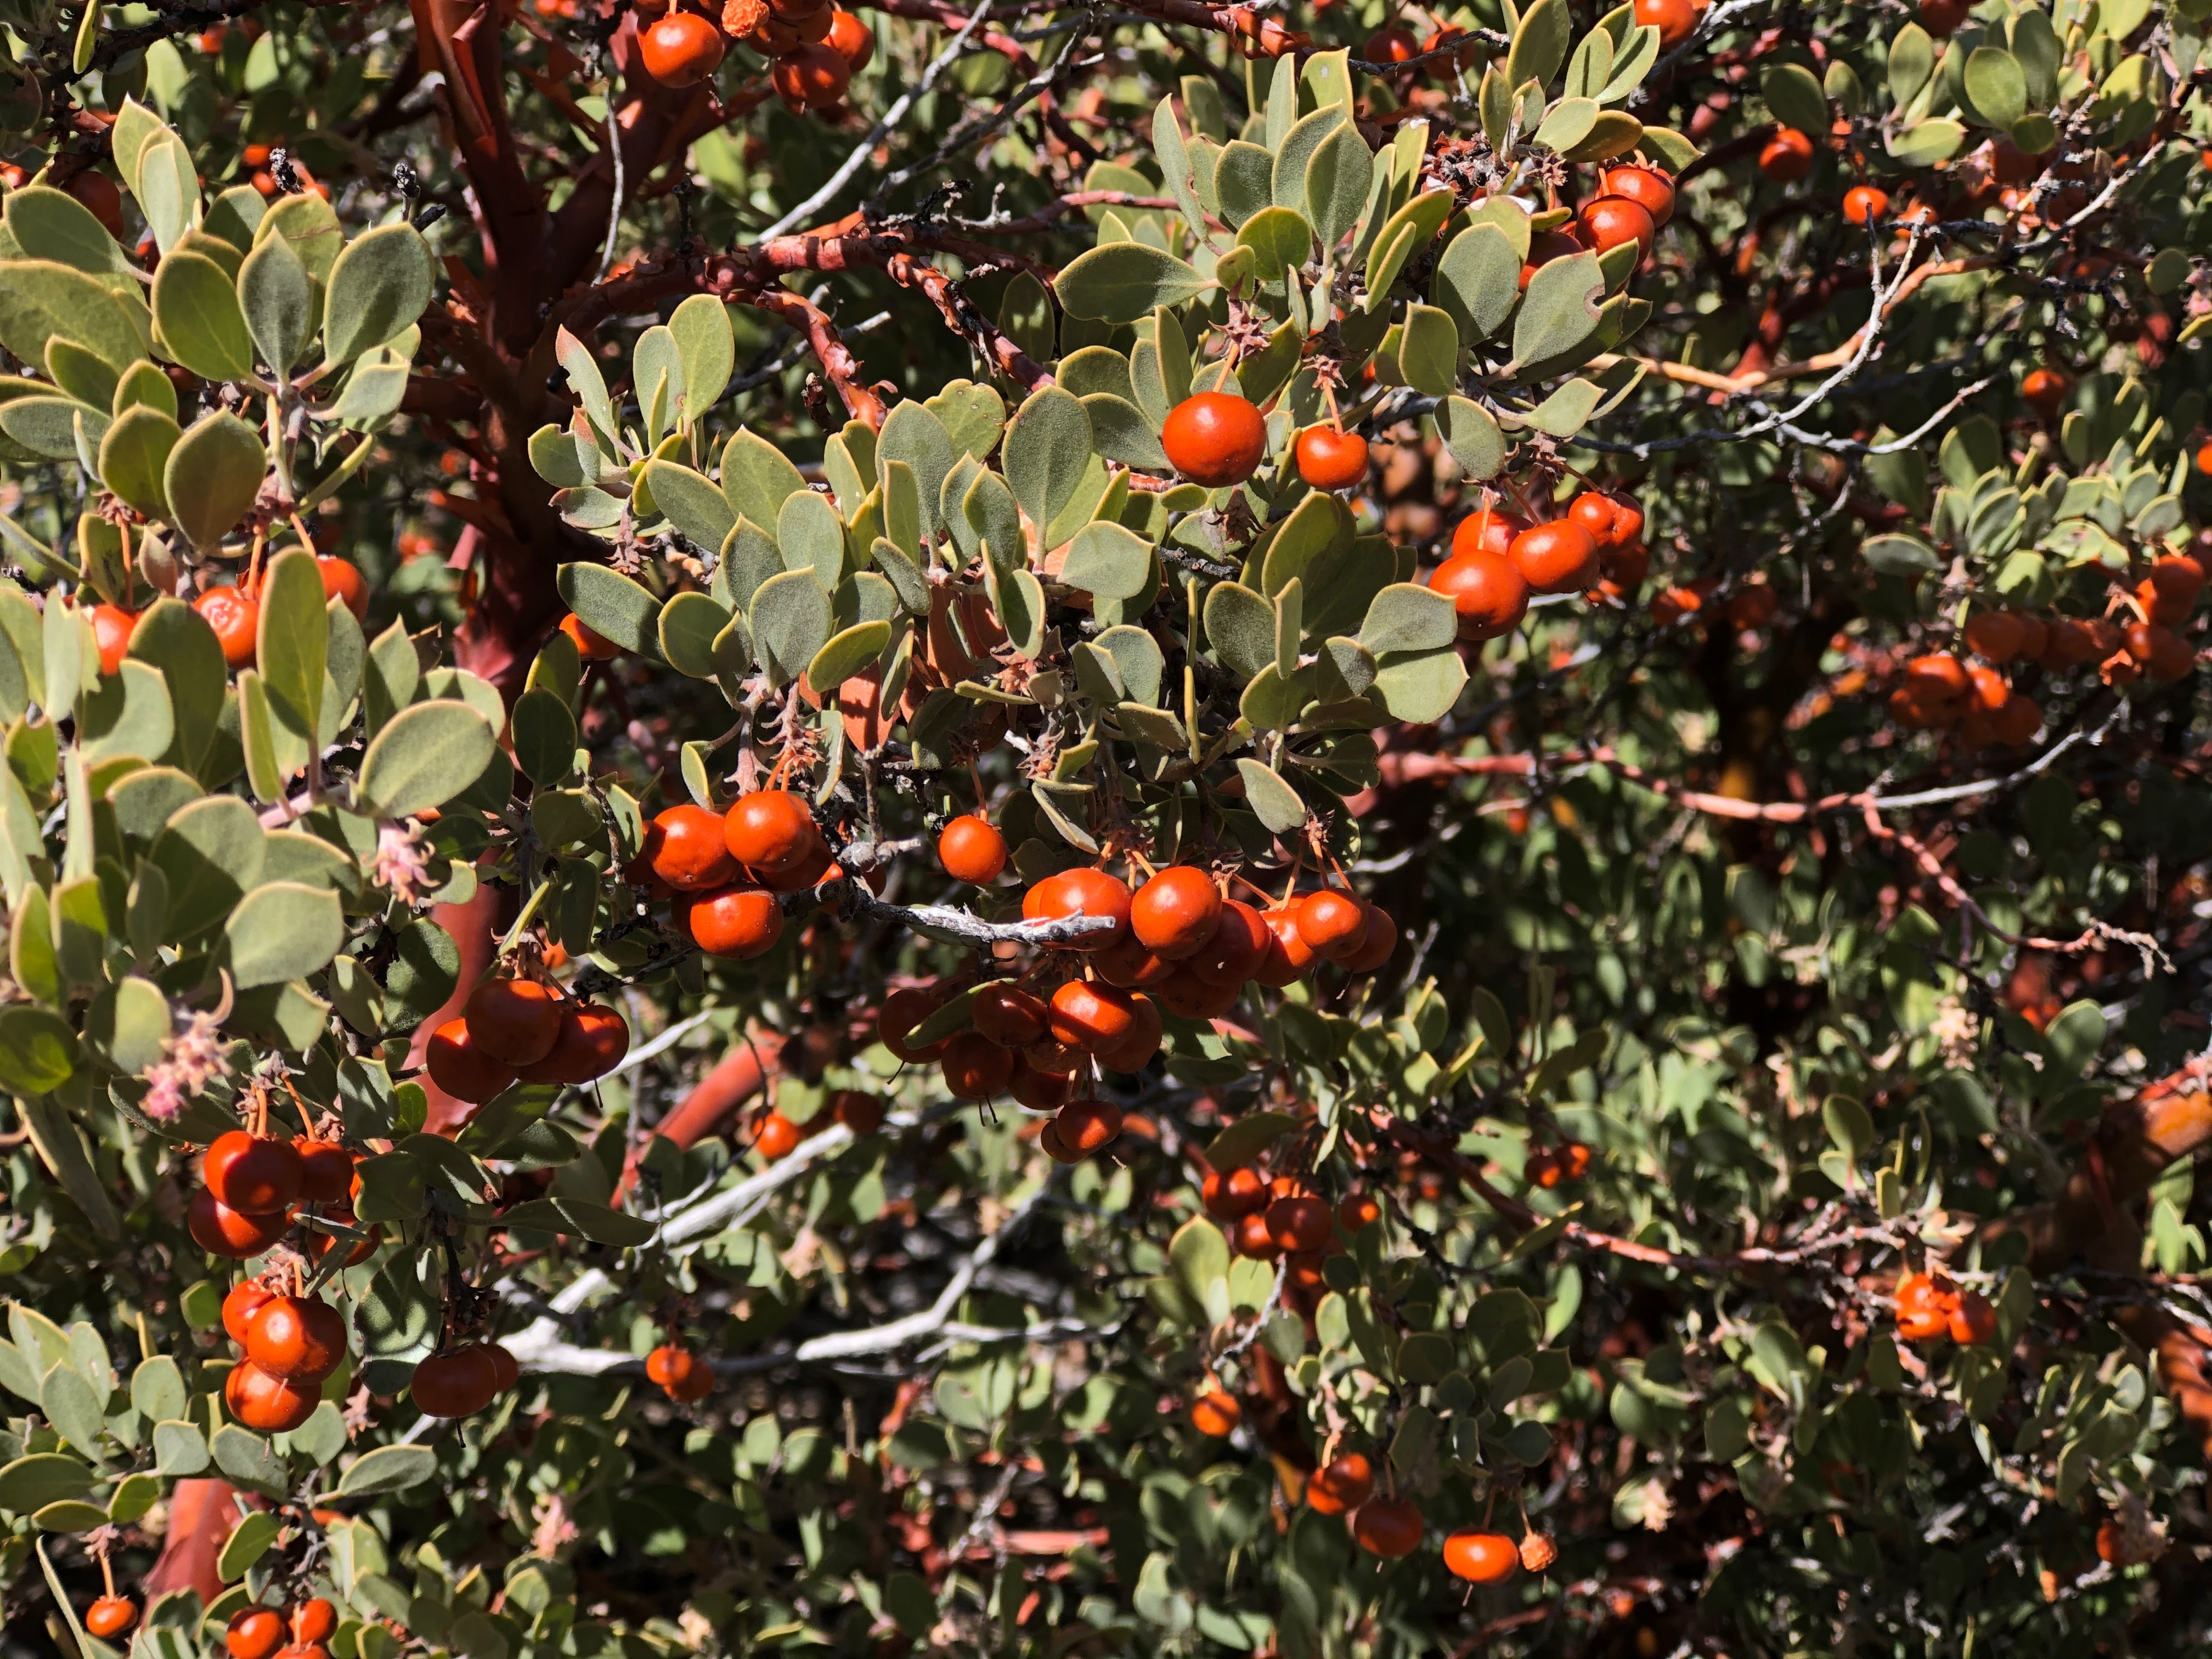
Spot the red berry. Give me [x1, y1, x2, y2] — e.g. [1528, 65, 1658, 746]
[1161, 393, 1269, 488]
[640, 10, 726, 86]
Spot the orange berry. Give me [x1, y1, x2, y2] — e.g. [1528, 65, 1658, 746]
[648, 804, 740, 891]
[938, 814, 1008, 883]
[1443, 1530, 1520, 1583]
[1190, 1385, 1241, 1436]
[1576, 195, 1655, 259]
[640, 11, 726, 86]
[1295, 425, 1370, 491]
[1306, 1452, 1373, 1514]
[1599, 163, 1674, 225]
[1349, 1499, 1425, 1557]
[1161, 393, 1268, 487]
[193, 586, 261, 669]
[91, 603, 137, 676]
[1022, 868, 1133, 951]
[771, 42, 851, 109]
[1842, 184, 1889, 225]
[684, 884, 785, 959]
[825, 7, 872, 69]
[425, 1019, 517, 1104]
[1759, 127, 1816, 183]
[1508, 520, 1600, 594]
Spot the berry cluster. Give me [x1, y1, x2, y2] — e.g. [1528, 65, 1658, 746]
[223, 1595, 338, 1659]
[647, 1339, 714, 1402]
[640, 786, 839, 963]
[189, 1118, 363, 1267]
[425, 975, 630, 1105]
[1894, 1269, 1997, 1346]
[1429, 492, 1647, 642]
[637, 0, 872, 112]
[878, 842, 1398, 1154]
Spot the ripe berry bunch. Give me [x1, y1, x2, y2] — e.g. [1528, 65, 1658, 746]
[426, 973, 630, 1105]
[219, 1272, 348, 1434]
[889, 860, 1398, 1148]
[223, 1596, 338, 1659]
[1201, 1165, 1380, 1314]
[408, 1338, 521, 1418]
[1525, 1141, 1594, 1188]
[647, 786, 842, 962]
[190, 1102, 360, 1263]
[1429, 488, 1645, 643]
[647, 1338, 715, 1402]
[1894, 1269, 1998, 1345]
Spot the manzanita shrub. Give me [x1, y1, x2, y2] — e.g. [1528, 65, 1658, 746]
[0, 0, 2207, 1650]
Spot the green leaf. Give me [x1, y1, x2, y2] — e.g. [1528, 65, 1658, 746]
[356, 700, 499, 819]
[1204, 582, 1275, 680]
[1305, 123, 1374, 251]
[3, 186, 132, 278]
[1271, 105, 1350, 211]
[1888, 22, 1934, 106]
[217, 1511, 279, 1581]
[1359, 583, 1456, 653]
[1235, 206, 1315, 284]
[1760, 63, 1828, 137]
[1059, 521, 1155, 601]
[1889, 117, 1966, 165]
[17, 1098, 114, 1235]
[1204, 1111, 1296, 1171]
[0, 1453, 93, 1514]
[776, 489, 848, 589]
[321, 224, 436, 365]
[211, 1424, 286, 1495]
[499, 1195, 656, 1245]
[223, 880, 343, 988]
[1236, 758, 1308, 833]
[1002, 386, 1092, 544]
[152, 250, 255, 381]
[807, 620, 891, 696]
[0, 1007, 77, 1092]
[641, 459, 737, 552]
[97, 404, 180, 519]
[1169, 1217, 1231, 1313]
[924, 380, 1006, 461]
[1511, 250, 1605, 369]
[133, 133, 200, 255]
[1962, 46, 2028, 128]
[336, 1442, 438, 1498]
[1860, 533, 1939, 574]
[162, 411, 266, 551]
[751, 568, 834, 689]
[1055, 242, 1212, 323]
[657, 591, 730, 679]
[1080, 394, 1169, 470]
[1440, 395, 1508, 481]
[1396, 303, 1459, 397]
[1372, 647, 1468, 723]
[153, 1420, 208, 1476]
[556, 563, 663, 656]
[1434, 224, 1521, 347]
[0, 260, 146, 372]
[129, 1355, 185, 1423]
[669, 293, 734, 426]
[146, 794, 265, 936]
[255, 547, 327, 742]
[237, 233, 314, 376]
[1506, 0, 1573, 88]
